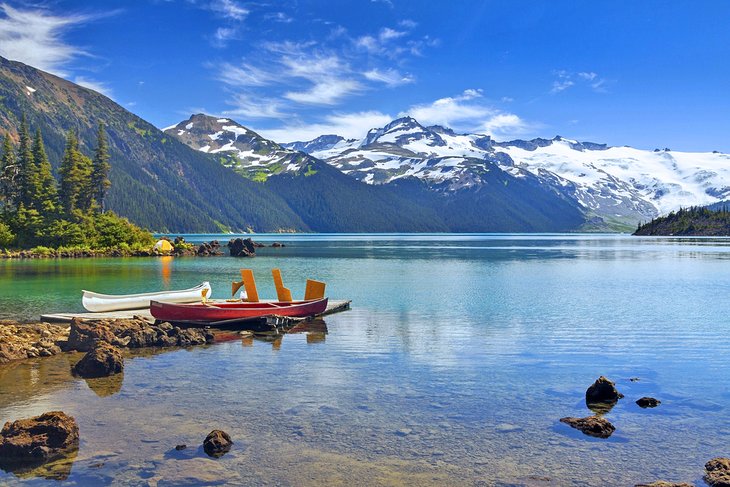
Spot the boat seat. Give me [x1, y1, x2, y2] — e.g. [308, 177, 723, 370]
[304, 279, 326, 300]
[231, 280, 244, 298]
[239, 269, 260, 302]
[271, 268, 293, 302]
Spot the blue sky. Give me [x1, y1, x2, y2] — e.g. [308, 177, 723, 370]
[0, 0, 728, 150]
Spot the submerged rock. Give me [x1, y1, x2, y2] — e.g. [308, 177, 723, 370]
[72, 341, 124, 378]
[636, 397, 661, 408]
[705, 458, 730, 487]
[559, 416, 615, 438]
[203, 430, 233, 458]
[635, 482, 693, 487]
[0, 411, 79, 469]
[585, 376, 624, 408]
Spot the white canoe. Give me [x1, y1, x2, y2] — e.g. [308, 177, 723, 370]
[82, 282, 212, 313]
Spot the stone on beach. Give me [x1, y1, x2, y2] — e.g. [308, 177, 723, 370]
[636, 397, 661, 408]
[203, 430, 233, 458]
[72, 341, 124, 378]
[705, 457, 730, 487]
[585, 376, 624, 406]
[559, 416, 615, 438]
[0, 321, 68, 364]
[0, 411, 79, 468]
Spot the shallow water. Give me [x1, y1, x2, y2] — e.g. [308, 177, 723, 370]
[1, 234, 729, 485]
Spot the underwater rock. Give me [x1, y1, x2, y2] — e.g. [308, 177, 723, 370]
[0, 411, 79, 469]
[586, 376, 624, 406]
[203, 430, 233, 458]
[636, 397, 661, 408]
[559, 415, 615, 438]
[635, 482, 693, 487]
[72, 341, 124, 378]
[705, 458, 730, 487]
[175, 444, 187, 451]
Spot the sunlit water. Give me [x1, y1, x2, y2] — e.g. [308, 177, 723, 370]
[1, 234, 729, 486]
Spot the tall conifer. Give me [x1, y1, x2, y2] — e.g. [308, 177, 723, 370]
[89, 123, 111, 212]
[31, 128, 58, 213]
[0, 134, 18, 207]
[16, 114, 38, 208]
[58, 130, 92, 215]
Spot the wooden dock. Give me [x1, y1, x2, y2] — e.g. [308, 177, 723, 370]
[40, 299, 352, 327]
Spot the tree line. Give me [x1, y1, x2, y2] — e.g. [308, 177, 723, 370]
[0, 117, 152, 250]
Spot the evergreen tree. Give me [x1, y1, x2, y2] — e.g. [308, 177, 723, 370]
[58, 130, 92, 215]
[31, 128, 58, 214]
[0, 134, 18, 208]
[89, 123, 111, 212]
[16, 115, 38, 208]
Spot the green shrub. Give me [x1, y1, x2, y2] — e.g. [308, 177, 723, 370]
[0, 221, 14, 248]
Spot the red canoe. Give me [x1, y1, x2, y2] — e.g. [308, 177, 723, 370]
[150, 298, 328, 323]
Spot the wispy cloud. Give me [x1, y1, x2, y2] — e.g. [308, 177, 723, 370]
[216, 61, 275, 87]
[208, 0, 248, 20]
[222, 92, 286, 119]
[363, 68, 414, 86]
[0, 3, 89, 76]
[259, 110, 394, 142]
[551, 70, 609, 94]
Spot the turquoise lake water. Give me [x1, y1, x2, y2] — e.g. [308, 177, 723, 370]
[1, 234, 729, 485]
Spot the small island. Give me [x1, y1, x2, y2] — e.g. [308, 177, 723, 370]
[634, 204, 730, 236]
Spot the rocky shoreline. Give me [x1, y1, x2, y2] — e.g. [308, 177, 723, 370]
[0, 237, 287, 259]
[0, 317, 214, 365]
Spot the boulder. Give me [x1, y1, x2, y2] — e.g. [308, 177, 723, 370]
[271, 242, 285, 248]
[64, 318, 117, 352]
[0, 412, 79, 467]
[72, 341, 124, 378]
[636, 397, 661, 408]
[203, 430, 233, 458]
[705, 458, 730, 487]
[559, 416, 615, 438]
[586, 376, 624, 406]
[227, 238, 257, 257]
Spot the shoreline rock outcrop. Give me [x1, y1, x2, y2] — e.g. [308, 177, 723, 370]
[227, 237, 258, 257]
[203, 430, 233, 458]
[0, 322, 68, 364]
[0, 412, 79, 468]
[635, 482, 693, 487]
[560, 416, 615, 438]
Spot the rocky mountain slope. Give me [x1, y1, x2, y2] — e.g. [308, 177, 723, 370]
[167, 115, 587, 232]
[290, 117, 730, 231]
[0, 56, 305, 232]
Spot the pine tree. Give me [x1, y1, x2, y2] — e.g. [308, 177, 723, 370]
[89, 123, 111, 212]
[58, 130, 92, 215]
[16, 114, 38, 208]
[0, 134, 18, 208]
[31, 128, 58, 214]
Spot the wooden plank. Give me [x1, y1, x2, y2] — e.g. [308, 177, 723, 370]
[41, 299, 352, 324]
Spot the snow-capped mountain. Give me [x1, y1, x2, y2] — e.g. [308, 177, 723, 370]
[289, 117, 730, 230]
[164, 114, 315, 179]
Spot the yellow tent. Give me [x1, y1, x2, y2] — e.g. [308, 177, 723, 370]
[154, 239, 174, 252]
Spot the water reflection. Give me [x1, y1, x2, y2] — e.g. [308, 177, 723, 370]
[83, 373, 124, 398]
[0, 447, 78, 481]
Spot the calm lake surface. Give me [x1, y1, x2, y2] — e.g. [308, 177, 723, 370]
[1, 233, 729, 486]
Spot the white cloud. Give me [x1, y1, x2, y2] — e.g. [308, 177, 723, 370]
[259, 111, 394, 142]
[482, 113, 529, 138]
[222, 93, 285, 119]
[363, 68, 414, 86]
[217, 62, 274, 87]
[401, 89, 491, 129]
[284, 78, 362, 105]
[74, 76, 113, 98]
[0, 3, 88, 76]
[212, 26, 238, 47]
[279, 53, 362, 105]
[208, 0, 248, 20]
[551, 70, 609, 94]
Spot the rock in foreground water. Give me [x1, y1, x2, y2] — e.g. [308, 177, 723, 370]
[635, 482, 693, 487]
[203, 430, 233, 458]
[72, 341, 124, 378]
[705, 458, 730, 487]
[0, 412, 79, 467]
[586, 376, 624, 404]
[560, 416, 615, 438]
[636, 397, 661, 408]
